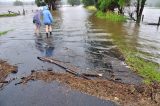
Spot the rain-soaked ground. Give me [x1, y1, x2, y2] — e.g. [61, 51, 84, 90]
[0, 5, 160, 106]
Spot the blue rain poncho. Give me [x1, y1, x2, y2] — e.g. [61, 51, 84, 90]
[42, 6, 53, 25]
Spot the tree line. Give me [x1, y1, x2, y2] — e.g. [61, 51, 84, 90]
[35, 0, 57, 10]
[35, 0, 148, 23]
[84, 0, 147, 24]
[14, 0, 23, 6]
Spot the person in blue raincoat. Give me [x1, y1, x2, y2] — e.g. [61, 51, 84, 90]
[42, 6, 54, 37]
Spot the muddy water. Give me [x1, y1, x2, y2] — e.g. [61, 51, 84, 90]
[0, 5, 118, 106]
[0, 5, 159, 106]
[89, 7, 160, 64]
[137, 8, 160, 64]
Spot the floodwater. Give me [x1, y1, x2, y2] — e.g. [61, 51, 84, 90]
[0, 5, 159, 106]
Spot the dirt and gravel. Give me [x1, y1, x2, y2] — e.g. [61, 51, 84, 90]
[0, 60, 17, 88]
[17, 70, 160, 106]
[1, 59, 160, 106]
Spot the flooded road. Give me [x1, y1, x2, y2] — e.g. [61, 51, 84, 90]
[89, 7, 160, 64]
[0, 5, 159, 106]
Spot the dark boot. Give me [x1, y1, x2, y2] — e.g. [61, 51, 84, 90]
[46, 33, 48, 38]
[50, 32, 52, 35]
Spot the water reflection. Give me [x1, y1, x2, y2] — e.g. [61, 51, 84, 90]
[35, 34, 54, 57]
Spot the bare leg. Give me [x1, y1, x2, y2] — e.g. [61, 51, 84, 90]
[46, 25, 49, 37]
[49, 25, 52, 32]
[35, 24, 40, 34]
[37, 25, 40, 34]
[35, 25, 37, 33]
[46, 25, 49, 33]
[49, 25, 52, 35]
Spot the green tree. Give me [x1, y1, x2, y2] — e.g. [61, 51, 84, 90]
[96, 0, 146, 23]
[82, 0, 95, 7]
[35, 0, 57, 10]
[35, 0, 46, 7]
[45, 0, 57, 10]
[96, 0, 128, 14]
[136, 0, 146, 23]
[128, 0, 147, 23]
[118, 0, 127, 14]
[68, 0, 81, 6]
[14, 0, 23, 6]
[35, 0, 42, 6]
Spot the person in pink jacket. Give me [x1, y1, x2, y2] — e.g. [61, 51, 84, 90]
[33, 10, 41, 34]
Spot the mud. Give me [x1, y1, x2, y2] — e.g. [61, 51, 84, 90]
[19, 70, 160, 106]
[0, 60, 17, 88]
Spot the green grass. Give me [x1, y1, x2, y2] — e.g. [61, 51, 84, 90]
[0, 13, 18, 17]
[85, 6, 97, 11]
[96, 11, 127, 22]
[126, 55, 160, 83]
[0, 30, 13, 36]
[111, 34, 160, 84]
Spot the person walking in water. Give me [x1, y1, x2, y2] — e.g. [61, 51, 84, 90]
[33, 9, 41, 34]
[42, 6, 54, 37]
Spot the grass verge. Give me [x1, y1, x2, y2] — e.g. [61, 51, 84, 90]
[85, 6, 97, 11]
[0, 30, 13, 36]
[96, 11, 127, 22]
[111, 34, 160, 84]
[0, 13, 18, 17]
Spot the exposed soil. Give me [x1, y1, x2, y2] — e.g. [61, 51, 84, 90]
[0, 60, 17, 88]
[18, 70, 160, 106]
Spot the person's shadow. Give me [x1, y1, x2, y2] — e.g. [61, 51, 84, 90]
[35, 34, 54, 57]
